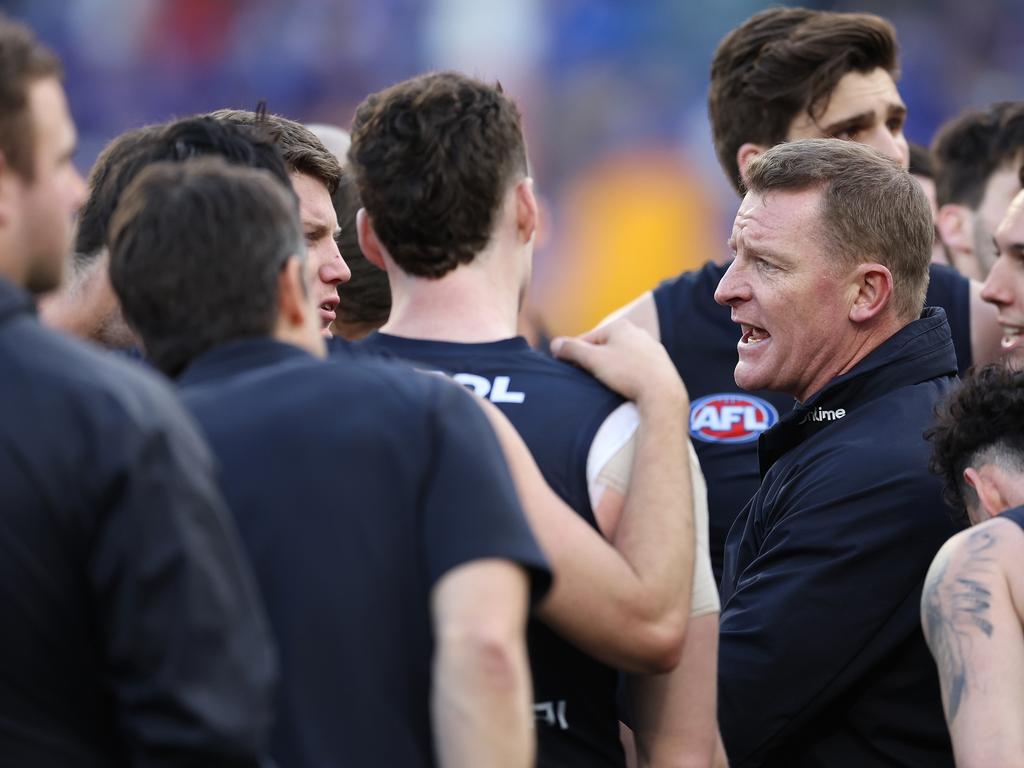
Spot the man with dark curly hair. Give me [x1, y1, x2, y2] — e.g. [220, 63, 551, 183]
[922, 364, 1024, 765]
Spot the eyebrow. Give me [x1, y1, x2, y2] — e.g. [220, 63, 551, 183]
[821, 103, 906, 136]
[303, 221, 331, 237]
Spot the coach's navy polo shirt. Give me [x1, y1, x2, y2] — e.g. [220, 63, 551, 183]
[653, 261, 972, 582]
[718, 309, 960, 767]
[0, 277, 275, 767]
[356, 332, 628, 768]
[179, 337, 550, 768]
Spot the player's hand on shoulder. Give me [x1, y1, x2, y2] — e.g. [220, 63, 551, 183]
[551, 319, 688, 407]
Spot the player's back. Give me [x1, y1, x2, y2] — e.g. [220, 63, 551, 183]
[179, 337, 546, 768]
[355, 332, 629, 768]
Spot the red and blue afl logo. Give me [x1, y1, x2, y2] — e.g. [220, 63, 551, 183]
[689, 393, 779, 444]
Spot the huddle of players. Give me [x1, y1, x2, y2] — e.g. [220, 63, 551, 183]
[3, 6, 1024, 768]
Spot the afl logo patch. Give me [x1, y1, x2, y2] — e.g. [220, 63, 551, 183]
[689, 393, 779, 444]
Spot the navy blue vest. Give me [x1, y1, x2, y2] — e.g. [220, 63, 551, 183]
[355, 332, 627, 768]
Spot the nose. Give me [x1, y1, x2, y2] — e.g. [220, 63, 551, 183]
[866, 127, 909, 169]
[981, 254, 1013, 309]
[319, 241, 351, 286]
[714, 259, 749, 307]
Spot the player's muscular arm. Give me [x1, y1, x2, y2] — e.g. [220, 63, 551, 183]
[432, 559, 534, 768]
[969, 278, 1002, 367]
[626, 445, 719, 767]
[476, 320, 693, 673]
[596, 291, 660, 341]
[557, 319, 694, 668]
[628, 613, 719, 768]
[921, 520, 1024, 768]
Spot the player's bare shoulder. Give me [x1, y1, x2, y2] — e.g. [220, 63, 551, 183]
[921, 517, 1024, 720]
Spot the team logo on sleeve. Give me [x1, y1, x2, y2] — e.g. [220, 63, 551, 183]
[689, 393, 779, 444]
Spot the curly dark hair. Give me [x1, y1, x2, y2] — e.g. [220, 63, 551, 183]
[926, 364, 1024, 520]
[347, 71, 528, 279]
[708, 7, 899, 195]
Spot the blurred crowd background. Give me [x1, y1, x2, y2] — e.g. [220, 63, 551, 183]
[8, 0, 1023, 334]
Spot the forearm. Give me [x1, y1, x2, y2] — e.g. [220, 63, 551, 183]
[432, 626, 534, 768]
[478, 399, 687, 672]
[629, 613, 719, 768]
[614, 390, 694, 633]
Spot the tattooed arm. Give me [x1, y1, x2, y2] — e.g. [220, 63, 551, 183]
[921, 519, 1024, 767]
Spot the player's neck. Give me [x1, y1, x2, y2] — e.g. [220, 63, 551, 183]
[382, 254, 521, 343]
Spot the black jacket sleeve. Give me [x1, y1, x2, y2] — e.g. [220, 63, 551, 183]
[87, 394, 278, 768]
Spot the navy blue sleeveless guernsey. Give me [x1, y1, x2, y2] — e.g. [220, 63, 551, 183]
[653, 260, 972, 583]
[355, 332, 628, 768]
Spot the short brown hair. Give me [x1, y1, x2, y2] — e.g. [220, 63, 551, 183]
[75, 117, 293, 266]
[709, 8, 899, 194]
[348, 71, 528, 279]
[746, 139, 931, 322]
[211, 108, 341, 194]
[109, 158, 302, 376]
[0, 14, 61, 181]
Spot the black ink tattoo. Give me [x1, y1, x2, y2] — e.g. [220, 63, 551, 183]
[923, 529, 997, 722]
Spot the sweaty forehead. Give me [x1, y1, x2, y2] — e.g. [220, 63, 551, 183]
[291, 171, 336, 227]
[788, 68, 904, 136]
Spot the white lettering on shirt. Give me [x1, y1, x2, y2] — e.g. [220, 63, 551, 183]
[452, 373, 526, 404]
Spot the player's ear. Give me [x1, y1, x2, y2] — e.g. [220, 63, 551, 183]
[276, 255, 308, 327]
[848, 263, 894, 324]
[356, 208, 387, 271]
[935, 205, 976, 266]
[736, 143, 767, 190]
[515, 177, 538, 244]
[963, 465, 1009, 522]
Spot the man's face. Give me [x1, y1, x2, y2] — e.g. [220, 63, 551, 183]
[981, 190, 1024, 365]
[16, 78, 86, 293]
[290, 172, 350, 335]
[971, 163, 1023, 278]
[715, 187, 859, 402]
[787, 67, 909, 169]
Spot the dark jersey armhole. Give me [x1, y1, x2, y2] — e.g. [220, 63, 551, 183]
[926, 263, 971, 374]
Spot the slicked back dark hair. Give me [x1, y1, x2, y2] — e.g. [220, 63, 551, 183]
[210, 108, 341, 195]
[926, 364, 1024, 522]
[348, 71, 528, 279]
[709, 7, 899, 194]
[75, 116, 293, 266]
[932, 101, 1024, 208]
[109, 159, 303, 377]
[0, 13, 61, 181]
[746, 139, 931, 322]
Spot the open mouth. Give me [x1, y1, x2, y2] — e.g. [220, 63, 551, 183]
[319, 302, 337, 326]
[740, 323, 771, 346]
